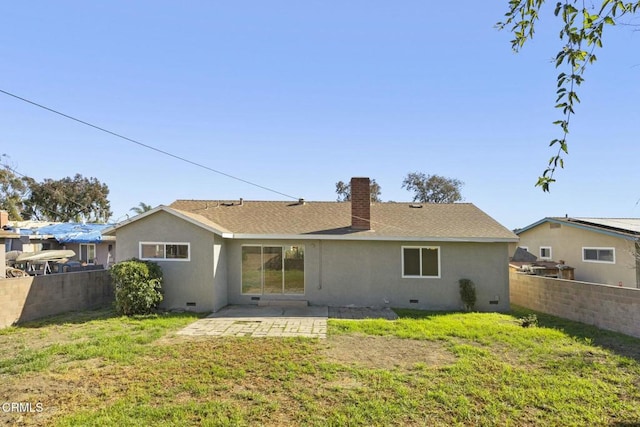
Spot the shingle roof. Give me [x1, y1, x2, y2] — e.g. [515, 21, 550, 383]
[167, 200, 517, 242]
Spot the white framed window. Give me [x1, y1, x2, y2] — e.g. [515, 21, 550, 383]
[582, 247, 615, 264]
[139, 242, 190, 261]
[539, 246, 552, 260]
[79, 243, 96, 264]
[402, 246, 440, 278]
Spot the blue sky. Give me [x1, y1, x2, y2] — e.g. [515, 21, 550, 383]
[1, 1, 638, 229]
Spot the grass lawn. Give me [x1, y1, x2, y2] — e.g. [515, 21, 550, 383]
[1, 306, 639, 426]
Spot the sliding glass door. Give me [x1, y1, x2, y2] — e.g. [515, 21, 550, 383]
[241, 245, 304, 295]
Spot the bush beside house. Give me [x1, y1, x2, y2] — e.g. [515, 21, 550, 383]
[110, 259, 163, 315]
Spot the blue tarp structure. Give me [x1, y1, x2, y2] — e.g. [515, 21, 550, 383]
[19, 223, 113, 244]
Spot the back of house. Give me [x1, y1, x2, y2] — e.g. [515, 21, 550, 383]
[107, 178, 518, 312]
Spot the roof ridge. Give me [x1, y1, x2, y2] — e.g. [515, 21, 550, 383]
[171, 199, 474, 205]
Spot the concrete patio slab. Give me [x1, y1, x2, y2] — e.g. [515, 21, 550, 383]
[176, 305, 398, 339]
[177, 305, 328, 338]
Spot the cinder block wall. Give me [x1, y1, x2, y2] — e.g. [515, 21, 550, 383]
[0, 270, 113, 328]
[510, 271, 640, 339]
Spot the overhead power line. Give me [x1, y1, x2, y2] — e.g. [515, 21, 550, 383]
[0, 88, 299, 200]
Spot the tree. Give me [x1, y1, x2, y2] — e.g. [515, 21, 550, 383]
[335, 179, 382, 202]
[130, 202, 153, 215]
[23, 174, 112, 223]
[402, 172, 463, 203]
[0, 159, 29, 220]
[497, 0, 640, 191]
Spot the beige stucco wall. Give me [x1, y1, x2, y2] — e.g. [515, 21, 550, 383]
[518, 222, 637, 287]
[114, 211, 225, 312]
[227, 239, 511, 312]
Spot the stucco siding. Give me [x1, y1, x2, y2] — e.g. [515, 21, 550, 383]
[114, 211, 218, 312]
[518, 222, 637, 287]
[226, 239, 510, 311]
[64, 242, 115, 267]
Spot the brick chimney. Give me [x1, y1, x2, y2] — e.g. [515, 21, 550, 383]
[0, 210, 8, 228]
[350, 177, 371, 230]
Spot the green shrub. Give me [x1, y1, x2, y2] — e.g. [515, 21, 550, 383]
[459, 278, 477, 312]
[518, 314, 538, 328]
[110, 259, 163, 316]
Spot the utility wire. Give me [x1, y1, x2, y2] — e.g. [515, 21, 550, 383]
[0, 88, 299, 200]
[0, 89, 425, 235]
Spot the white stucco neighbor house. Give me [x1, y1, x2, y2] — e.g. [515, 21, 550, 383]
[105, 178, 518, 313]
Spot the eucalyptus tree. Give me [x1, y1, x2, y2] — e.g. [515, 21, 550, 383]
[402, 172, 464, 203]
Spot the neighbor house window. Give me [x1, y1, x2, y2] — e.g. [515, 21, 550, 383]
[79, 243, 96, 264]
[140, 242, 190, 261]
[582, 247, 615, 264]
[402, 246, 440, 278]
[241, 245, 304, 294]
[539, 246, 552, 260]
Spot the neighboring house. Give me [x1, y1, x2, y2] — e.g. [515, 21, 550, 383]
[0, 229, 19, 279]
[509, 247, 575, 280]
[106, 178, 518, 313]
[5, 221, 116, 268]
[515, 217, 640, 288]
[0, 211, 19, 278]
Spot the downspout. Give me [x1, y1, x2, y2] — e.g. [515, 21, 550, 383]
[212, 233, 217, 312]
[318, 240, 323, 290]
[635, 239, 640, 288]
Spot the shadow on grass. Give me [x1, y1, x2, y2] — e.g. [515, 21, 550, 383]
[393, 306, 640, 363]
[14, 306, 118, 328]
[511, 305, 640, 363]
[393, 308, 462, 320]
[13, 306, 206, 329]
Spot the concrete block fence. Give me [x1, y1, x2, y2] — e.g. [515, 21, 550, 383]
[510, 271, 640, 339]
[0, 270, 113, 328]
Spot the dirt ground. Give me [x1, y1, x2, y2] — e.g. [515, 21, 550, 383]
[322, 334, 456, 370]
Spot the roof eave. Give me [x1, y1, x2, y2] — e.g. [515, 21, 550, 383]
[516, 217, 638, 241]
[224, 233, 518, 243]
[104, 205, 228, 237]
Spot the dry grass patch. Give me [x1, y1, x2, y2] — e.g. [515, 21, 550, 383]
[322, 334, 456, 370]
